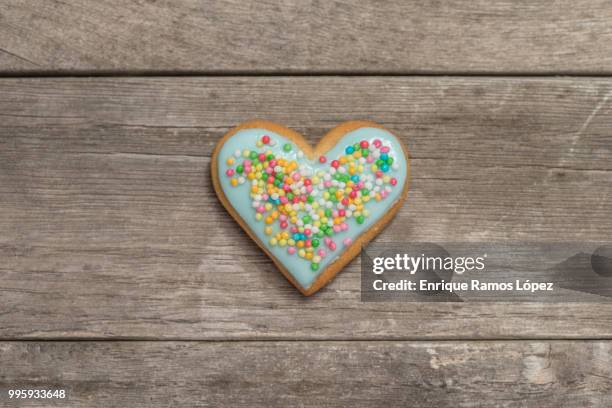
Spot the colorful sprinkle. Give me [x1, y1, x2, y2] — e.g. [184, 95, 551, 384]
[223, 136, 400, 273]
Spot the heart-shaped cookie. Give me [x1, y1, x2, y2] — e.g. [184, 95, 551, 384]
[212, 120, 410, 295]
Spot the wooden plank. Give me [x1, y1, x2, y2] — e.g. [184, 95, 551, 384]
[2, 1, 612, 73]
[1, 341, 610, 407]
[1, 77, 611, 339]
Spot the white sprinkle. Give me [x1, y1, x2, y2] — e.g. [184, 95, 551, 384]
[375, 179, 383, 186]
[234, 149, 241, 158]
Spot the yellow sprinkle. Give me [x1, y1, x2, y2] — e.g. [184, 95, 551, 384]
[230, 178, 238, 187]
[305, 252, 313, 260]
[255, 213, 263, 221]
[298, 249, 306, 257]
[226, 158, 234, 165]
[264, 226, 273, 235]
[269, 238, 277, 246]
[288, 239, 296, 246]
[279, 239, 287, 247]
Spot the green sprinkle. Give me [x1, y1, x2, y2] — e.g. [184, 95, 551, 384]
[283, 143, 292, 152]
[312, 239, 320, 248]
[361, 148, 369, 157]
[236, 165, 244, 174]
[249, 151, 258, 160]
[356, 215, 365, 224]
[310, 262, 319, 271]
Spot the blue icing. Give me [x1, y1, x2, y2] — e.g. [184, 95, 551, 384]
[217, 127, 408, 290]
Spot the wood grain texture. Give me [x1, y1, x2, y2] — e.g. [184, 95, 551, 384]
[1, 77, 612, 339]
[1, 341, 611, 407]
[2, 0, 612, 73]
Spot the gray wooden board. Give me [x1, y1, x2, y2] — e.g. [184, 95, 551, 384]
[0, 341, 610, 407]
[2, 1, 612, 73]
[1, 77, 612, 339]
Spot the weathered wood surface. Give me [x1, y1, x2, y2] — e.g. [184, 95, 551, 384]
[1, 341, 610, 407]
[1, 77, 612, 339]
[2, 1, 612, 74]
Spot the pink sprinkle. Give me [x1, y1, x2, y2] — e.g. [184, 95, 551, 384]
[390, 178, 397, 186]
[306, 185, 313, 193]
[279, 196, 288, 204]
[279, 214, 287, 221]
[381, 190, 388, 198]
[269, 160, 276, 167]
[373, 139, 382, 148]
[317, 249, 326, 257]
[333, 225, 341, 233]
[381, 146, 390, 153]
[319, 156, 327, 163]
[366, 156, 374, 163]
[343, 238, 353, 246]
[225, 169, 235, 177]
[341, 222, 349, 231]
[287, 247, 296, 255]
[304, 229, 312, 236]
[332, 210, 338, 217]
[267, 176, 275, 184]
[305, 239, 312, 247]
[290, 226, 298, 233]
[292, 173, 301, 181]
[338, 209, 346, 217]
[265, 167, 273, 174]
[324, 237, 332, 245]
[349, 191, 357, 199]
[376, 170, 383, 178]
[341, 197, 349, 206]
[324, 180, 332, 188]
[329, 241, 337, 251]
[256, 206, 265, 213]
[244, 166, 252, 173]
[280, 221, 288, 229]
[262, 135, 270, 144]
[262, 194, 269, 200]
[258, 153, 266, 162]
[243, 160, 252, 166]
[357, 181, 365, 188]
